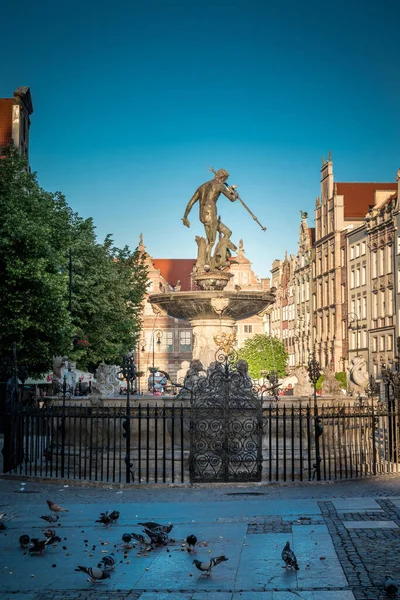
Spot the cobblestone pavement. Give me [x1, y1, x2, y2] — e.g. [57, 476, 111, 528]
[1, 475, 400, 599]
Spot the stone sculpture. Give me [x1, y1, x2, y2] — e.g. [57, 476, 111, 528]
[348, 356, 369, 396]
[182, 168, 237, 271]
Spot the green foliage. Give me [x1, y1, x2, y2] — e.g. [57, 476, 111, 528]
[237, 334, 288, 379]
[316, 375, 324, 390]
[0, 145, 149, 376]
[68, 224, 149, 370]
[335, 371, 347, 389]
[0, 146, 73, 375]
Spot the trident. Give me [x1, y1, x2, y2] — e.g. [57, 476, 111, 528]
[209, 167, 266, 232]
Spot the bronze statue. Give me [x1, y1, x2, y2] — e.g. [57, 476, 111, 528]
[182, 168, 237, 271]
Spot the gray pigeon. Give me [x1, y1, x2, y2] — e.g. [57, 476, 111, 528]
[384, 576, 398, 596]
[98, 553, 116, 571]
[143, 527, 169, 546]
[193, 555, 228, 576]
[131, 532, 152, 549]
[282, 541, 299, 570]
[75, 566, 111, 584]
[138, 521, 173, 534]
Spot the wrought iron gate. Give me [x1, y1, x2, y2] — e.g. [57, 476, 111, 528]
[189, 358, 263, 483]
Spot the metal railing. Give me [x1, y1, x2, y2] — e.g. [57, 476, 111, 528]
[2, 400, 399, 484]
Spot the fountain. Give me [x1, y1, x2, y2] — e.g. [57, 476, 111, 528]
[149, 167, 275, 368]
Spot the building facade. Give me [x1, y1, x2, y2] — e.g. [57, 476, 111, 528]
[0, 87, 33, 161]
[270, 154, 400, 386]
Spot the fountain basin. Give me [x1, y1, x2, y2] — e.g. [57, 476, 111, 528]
[149, 290, 276, 320]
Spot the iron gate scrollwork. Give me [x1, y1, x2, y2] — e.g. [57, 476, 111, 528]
[189, 356, 262, 483]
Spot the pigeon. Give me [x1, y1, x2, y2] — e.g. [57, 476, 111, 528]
[282, 541, 299, 570]
[186, 534, 197, 552]
[121, 533, 133, 548]
[43, 528, 56, 539]
[29, 538, 47, 556]
[45, 534, 61, 546]
[143, 527, 169, 546]
[131, 532, 152, 549]
[138, 521, 173, 534]
[19, 534, 30, 549]
[96, 512, 113, 526]
[193, 555, 228, 576]
[384, 576, 399, 596]
[46, 500, 68, 513]
[40, 515, 59, 524]
[75, 566, 111, 584]
[98, 553, 116, 571]
[109, 510, 120, 523]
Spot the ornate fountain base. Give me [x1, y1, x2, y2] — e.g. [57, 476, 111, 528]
[149, 287, 276, 370]
[190, 317, 235, 367]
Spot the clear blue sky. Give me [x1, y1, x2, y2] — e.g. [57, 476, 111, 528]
[1, 0, 399, 279]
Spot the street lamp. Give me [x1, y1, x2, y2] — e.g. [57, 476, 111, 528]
[348, 312, 359, 357]
[120, 354, 137, 483]
[308, 347, 323, 481]
[136, 336, 146, 395]
[150, 329, 163, 394]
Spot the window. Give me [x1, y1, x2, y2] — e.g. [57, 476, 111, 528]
[387, 245, 393, 273]
[179, 331, 191, 352]
[362, 296, 367, 319]
[372, 252, 377, 278]
[361, 265, 366, 286]
[350, 246, 354, 260]
[355, 244, 360, 258]
[350, 270, 355, 289]
[244, 325, 253, 334]
[379, 248, 385, 276]
[361, 241, 366, 255]
[162, 331, 174, 352]
[356, 268, 360, 287]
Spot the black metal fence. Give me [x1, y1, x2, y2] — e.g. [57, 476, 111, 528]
[2, 401, 399, 484]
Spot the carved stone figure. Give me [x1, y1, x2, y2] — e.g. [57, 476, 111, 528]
[236, 359, 253, 389]
[93, 363, 120, 396]
[321, 367, 342, 399]
[176, 360, 190, 385]
[348, 356, 369, 396]
[182, 168, 237, 271]
[293, 366, 313, 396]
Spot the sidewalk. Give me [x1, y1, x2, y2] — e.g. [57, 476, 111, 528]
[1, 475, 400, 599]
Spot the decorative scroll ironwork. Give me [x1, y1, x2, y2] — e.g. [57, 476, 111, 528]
[189, 354, 262, 483]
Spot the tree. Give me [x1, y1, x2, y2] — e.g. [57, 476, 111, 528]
[67, 221, 149, 370]
[237, 334, 288, 379]
[0, 146, 73, 375]
[0, 145, 149, 376]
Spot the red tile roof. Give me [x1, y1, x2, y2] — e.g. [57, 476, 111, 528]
[152, 258, 196, 291]
[337, 182, 398, 219]
[0, 98, 14, 149]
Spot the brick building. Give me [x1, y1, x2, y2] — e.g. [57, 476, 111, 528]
[0, 87, 33, 161]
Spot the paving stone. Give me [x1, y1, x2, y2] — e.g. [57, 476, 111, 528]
[342, 520, 398, 529]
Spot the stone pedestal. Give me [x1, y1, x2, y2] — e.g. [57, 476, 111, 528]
[190, 317, 235, 366]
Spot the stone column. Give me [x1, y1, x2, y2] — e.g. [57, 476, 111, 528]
[190, 317, 236, 369]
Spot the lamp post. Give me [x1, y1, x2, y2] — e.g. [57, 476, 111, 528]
[137, 337, 146, 395]
[120, 354, 137, 483]
[348, 312, 360, 357]
[151, 330, 163, 394]
[308, 347, 322, 481]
